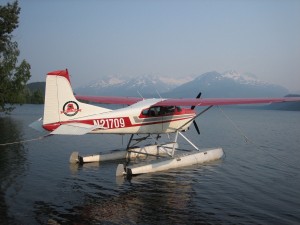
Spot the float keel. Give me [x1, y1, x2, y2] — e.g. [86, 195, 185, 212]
[122, 148, 224, 176]
[70, 142, 178, 164]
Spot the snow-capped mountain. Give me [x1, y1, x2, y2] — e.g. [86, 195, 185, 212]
[75, 75, 191, 97]
[75, 71, 289, 98]
[165, 71, 289, 98]
[88, 77, 124, 88]
[222, 70, 266, 85]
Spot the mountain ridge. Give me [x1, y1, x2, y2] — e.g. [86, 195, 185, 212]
[27, 70, 298, 101]
[164, 71, 289, 98]
[25, 71, 300, 110]
[75, 74, 194, 97]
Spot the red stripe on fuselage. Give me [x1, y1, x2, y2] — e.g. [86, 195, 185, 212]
[43, 114, 195, 131]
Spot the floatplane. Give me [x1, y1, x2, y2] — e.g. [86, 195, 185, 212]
[30, 69, 300, 177]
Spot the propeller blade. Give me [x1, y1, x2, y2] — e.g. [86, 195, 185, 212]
[193, 120, 200, 135]
[191, 92, 202, 110]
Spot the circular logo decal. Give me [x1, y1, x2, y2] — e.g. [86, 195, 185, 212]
[62, 101, 81, 116]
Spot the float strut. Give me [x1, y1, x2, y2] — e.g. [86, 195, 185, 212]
[171, 131, 179, 157]
[178, 131, 199, 151]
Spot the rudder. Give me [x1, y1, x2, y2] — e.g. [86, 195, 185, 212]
[43, 69, 110, 127]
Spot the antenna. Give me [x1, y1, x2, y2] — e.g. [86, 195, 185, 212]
[155, 89, 162, 99]
[137, 90, 144, 99]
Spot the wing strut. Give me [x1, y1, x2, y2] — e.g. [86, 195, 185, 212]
[177, 105, 214, 132]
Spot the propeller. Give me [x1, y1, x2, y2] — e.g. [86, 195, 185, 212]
[191, 92, 201, 110]
[193, 120, 200, 134]
[191, 92, 201, 135]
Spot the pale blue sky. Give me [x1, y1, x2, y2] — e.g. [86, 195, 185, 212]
[10, 0, 300, 91]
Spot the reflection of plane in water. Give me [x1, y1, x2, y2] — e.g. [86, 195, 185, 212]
[43, 170, 199, 224]
[30, 69, 300, 177]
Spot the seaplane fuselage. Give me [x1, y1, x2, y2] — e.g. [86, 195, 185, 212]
[43, 99, 196, 134]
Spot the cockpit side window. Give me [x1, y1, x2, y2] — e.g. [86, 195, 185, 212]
[176, 106, 182, 112]
[141, 107, 159, 116]
[164, 106, 175, 114]
[150, 106, 160, 116]
[142, 106, 181, 117]
[141, 106, 180, 117]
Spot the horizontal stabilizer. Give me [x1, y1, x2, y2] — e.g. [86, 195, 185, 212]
[29, 118, 48, 133]
[51, 123, 100, 135]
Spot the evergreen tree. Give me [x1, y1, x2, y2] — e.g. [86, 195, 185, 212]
[0, 1, 31, 113]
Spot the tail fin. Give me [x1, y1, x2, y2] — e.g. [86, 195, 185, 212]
[43, 69, 110, 127]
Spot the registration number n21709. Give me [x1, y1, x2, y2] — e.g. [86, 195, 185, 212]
[93, 118, 126, 129]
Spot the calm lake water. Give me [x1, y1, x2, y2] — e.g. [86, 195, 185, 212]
[0, 105, 300, 224]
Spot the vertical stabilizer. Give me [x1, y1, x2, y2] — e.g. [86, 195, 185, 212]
[43, 69, 111, 126]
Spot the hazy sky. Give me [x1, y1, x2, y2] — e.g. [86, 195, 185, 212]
[11, 0, 300, 91]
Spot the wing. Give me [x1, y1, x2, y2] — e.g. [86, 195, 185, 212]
[75, 94, 300, 107]
[75, 95, 143, 105]
[153, 97, 300, 107]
